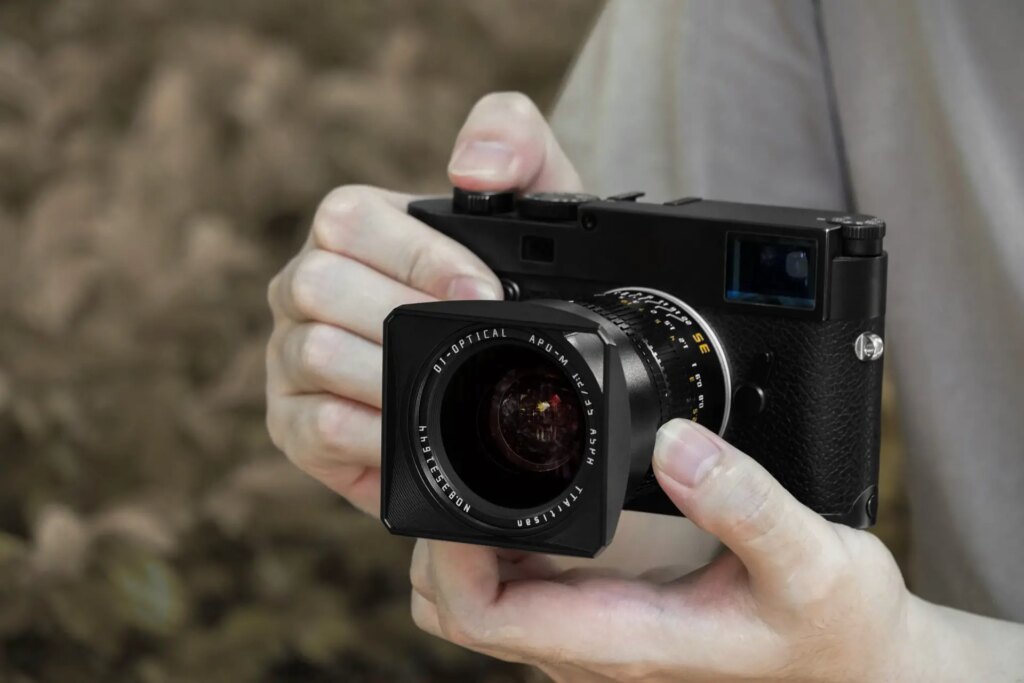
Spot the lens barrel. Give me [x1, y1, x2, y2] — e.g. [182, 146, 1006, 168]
[417, 287, 730, 530]
[574, 288, 730, 433]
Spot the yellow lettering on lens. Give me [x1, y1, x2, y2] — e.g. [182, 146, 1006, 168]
[692, 332, 705, 343]
[698, 343, 711, 354]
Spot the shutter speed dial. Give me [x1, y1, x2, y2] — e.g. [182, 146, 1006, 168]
[452, 187, 515, 215]
[451, 188, 601, 222]
[518, 192, 600, 222]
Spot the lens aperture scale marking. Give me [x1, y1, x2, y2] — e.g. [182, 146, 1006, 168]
[579, 288, 731, 436]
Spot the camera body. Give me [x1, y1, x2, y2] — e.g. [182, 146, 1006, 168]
[381, 189, 887, 557]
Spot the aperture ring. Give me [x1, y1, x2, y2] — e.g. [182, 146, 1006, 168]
[573, 289, 728, 434]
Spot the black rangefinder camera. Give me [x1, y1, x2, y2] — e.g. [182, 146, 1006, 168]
[381, 188, 887, 557]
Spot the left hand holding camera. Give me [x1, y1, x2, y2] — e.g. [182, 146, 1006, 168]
[411, 418, 951, 682]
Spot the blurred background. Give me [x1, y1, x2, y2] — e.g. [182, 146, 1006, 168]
[0, 1, 906, 681]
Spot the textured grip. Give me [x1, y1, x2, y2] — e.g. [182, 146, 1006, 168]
[625, 313, 884, 526]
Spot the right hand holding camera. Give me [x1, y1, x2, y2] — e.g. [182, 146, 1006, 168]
[265, 92, 581, 514]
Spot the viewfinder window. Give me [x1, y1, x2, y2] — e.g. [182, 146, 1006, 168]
[726, 234, 816, 309]
[521, 235, 555, 263]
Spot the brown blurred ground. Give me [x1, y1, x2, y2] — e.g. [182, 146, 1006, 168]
[0, 1, 907, 681]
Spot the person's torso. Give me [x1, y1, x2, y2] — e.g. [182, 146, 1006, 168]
[552, 0, 1024, 619]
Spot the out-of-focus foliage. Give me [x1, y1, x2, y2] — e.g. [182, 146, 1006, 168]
[0, 1, 600, 680]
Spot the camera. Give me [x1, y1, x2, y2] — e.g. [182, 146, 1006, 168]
[380, 188, 887, 557]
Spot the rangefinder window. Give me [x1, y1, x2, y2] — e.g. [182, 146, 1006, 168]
[725, 234, 817, 309]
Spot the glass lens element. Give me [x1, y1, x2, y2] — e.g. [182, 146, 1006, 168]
[439, 345, 583, 509]
[489, 367, 581, 473]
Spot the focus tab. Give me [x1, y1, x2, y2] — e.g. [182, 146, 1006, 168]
[452, 187, 515, 215]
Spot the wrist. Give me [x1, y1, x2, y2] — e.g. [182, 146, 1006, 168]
[892, 595, 963, 682]
[896, 593, 1024, 682]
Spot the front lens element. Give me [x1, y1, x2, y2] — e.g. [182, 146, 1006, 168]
[489, 367, 581, 473]
[439, 345, 583, 509]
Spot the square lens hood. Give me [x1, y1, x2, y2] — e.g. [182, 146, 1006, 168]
[381, 301, 635, 557]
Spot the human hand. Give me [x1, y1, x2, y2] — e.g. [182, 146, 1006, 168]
[411, 418, 924, 682]
[265, 92, 582, 514]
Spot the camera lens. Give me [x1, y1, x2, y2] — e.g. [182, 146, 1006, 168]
[439, 345, 584, 509]
[488, 366, 581, 473]
[415, 289, 729, 527]
[575, 288, 730, 434]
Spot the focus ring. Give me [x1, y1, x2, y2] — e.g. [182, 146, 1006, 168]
[575, 299, 675, 423]
[575, 295, 700, 424]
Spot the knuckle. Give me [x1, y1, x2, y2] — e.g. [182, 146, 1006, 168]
[409, 543, 430, 594]
[267, 272, 282, 312]
[436, 609, 479, 648]
[297, 324, 339, 379]
[410, 599, 432, 632]
[797, 549, 850, 608]
[409, 565, 424, 595]
[289, 250, 333, 318]
[312, 185, 374, 251]
[719, 467, 780, 543]
[403, 237, 436, 289]
[265, 403, 287, 453]
[312, 399, 351, 451]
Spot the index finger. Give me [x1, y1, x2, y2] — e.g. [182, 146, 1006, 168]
[311, 185, 502, 302]
[427, 541, 673, 663]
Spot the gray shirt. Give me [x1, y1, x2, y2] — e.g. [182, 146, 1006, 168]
[552, 0, 1024, 620]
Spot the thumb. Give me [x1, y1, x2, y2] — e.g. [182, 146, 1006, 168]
[448, 92, 583, 193]
[652, 419, 836, 591]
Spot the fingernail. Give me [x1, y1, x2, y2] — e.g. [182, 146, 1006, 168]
[446, 275, 503, 301]
[448, 140, 517, 179]
[653, 420, 721, 487]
